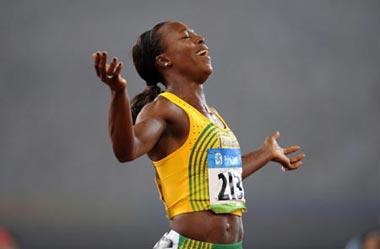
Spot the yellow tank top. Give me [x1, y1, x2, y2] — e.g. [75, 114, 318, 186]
[152, 92, 246, 219]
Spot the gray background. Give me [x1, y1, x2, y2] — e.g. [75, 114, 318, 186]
[0, 0, 379, 248]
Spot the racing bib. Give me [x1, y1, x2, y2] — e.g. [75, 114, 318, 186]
[207, 147, 246, 213]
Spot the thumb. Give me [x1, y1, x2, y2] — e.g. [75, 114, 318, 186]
[272, 131, 280, 140]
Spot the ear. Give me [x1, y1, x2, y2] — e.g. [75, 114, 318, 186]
[155, 54, 171, 68]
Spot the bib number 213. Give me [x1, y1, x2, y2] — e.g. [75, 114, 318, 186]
[217, 171, 244, 201]
[207, 148, 246, 207]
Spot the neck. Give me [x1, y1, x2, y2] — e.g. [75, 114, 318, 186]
[165, 75, 208, 111]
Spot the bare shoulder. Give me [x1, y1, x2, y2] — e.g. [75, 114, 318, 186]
[135, 94, 186, 124]
[135, 94, 189, 154]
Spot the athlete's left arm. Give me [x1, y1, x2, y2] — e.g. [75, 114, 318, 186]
[241, 131, 305, 180]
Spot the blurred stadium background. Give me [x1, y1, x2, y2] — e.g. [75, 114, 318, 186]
[0, 0, 379, 248]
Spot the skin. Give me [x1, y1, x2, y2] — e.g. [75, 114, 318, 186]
[363, 233, 380, 249]
[92, 21, 305, 244]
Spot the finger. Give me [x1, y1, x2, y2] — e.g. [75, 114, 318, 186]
[278, 157, 292, 170]
[290, 153, 305, 164]
[290, 161, 303, 170]
[107, 57, 118, 76]
[285, 160, 293, 170]
[100, 51, 108, 81]
[271, 131, 280, 140]
[283, 145, 301, 155]
[93, 51, 101, 77]
[114, 62, 123, 76]
[282, 161, 303, 172]
[281, 166, 293, 172]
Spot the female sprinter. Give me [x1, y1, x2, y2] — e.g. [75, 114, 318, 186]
[92, 21, 305, 249]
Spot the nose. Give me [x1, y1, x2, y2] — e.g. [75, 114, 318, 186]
[196, 35, 205, 44]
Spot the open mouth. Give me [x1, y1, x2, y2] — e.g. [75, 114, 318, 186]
[196, 49, 209, 56]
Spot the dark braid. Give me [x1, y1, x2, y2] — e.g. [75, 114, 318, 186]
[131, 21, 168, 123]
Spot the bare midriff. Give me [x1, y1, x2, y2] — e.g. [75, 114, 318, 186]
[169, 210, 244, 244]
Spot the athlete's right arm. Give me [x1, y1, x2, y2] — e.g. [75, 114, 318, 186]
[92, 51, 166, 162]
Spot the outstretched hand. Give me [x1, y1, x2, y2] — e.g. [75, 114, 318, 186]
[92, 51, 127, 92]
[262, 131, 305, 171]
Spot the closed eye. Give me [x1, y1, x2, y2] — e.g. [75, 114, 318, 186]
[182, 30, 191, 39]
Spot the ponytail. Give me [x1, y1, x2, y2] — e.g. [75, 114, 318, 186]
[130, 21, 169, 124]
[130, 85, 163, 124]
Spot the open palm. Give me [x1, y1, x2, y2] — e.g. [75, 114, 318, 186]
[263, 131, 305, 171]
[92, 51, 127, 92]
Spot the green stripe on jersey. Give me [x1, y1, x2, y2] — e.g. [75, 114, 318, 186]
[188, 124, 217, 210]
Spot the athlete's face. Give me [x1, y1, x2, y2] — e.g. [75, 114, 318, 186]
[157, 22, 213, 83]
